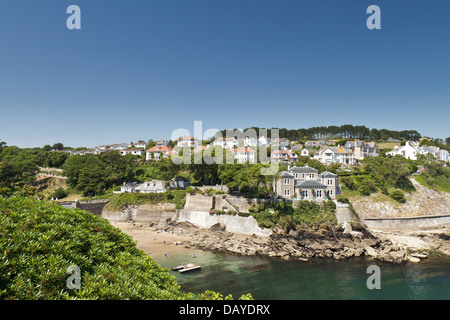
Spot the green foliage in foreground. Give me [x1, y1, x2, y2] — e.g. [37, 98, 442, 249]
[0, 196, 249, 300]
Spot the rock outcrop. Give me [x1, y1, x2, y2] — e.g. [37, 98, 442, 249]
[181, 222, 432, 263]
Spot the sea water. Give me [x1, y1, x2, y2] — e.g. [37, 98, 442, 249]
[155, 251, 450, 300]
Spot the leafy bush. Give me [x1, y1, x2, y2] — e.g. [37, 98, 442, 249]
[357, 179, 377, 196]
[0, 196, 193, 300]
[0, 196, 250, 300]
[389, 189, 406, 203]
[48, 187, 67, 200]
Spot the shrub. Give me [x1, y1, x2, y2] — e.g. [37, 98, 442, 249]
[390, 189, 406, 203]
[48, 187, 67, 200]
[0, 196, 251, 300]
[357, 179, 377, 196]
[0, 196, 193, 300]
[340, 176, 355, 190]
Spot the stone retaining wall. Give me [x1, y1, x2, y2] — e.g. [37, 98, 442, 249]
[178, 209, 272, 237]
[75, 200, 109, 216]
[184, 194, 214, 211]
[102, 203, 177, 223]
[363, 214, 450, 230]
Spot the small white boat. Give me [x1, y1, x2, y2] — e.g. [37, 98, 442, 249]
[172, 263, 201, 273]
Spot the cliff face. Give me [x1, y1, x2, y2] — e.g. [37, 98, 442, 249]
[351, 179, 450, 218]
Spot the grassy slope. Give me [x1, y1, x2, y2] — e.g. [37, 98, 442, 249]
[0, 196, 195, 300]
[415, 173, 450, 193]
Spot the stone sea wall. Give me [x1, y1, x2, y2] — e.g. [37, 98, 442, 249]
[178, 209, 272, 237]
[363, 214, 450, 230]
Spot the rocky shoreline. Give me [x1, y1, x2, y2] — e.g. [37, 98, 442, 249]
[133, 220, 450, 264]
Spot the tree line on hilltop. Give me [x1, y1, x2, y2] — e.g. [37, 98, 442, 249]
[217, 125, 422, 142]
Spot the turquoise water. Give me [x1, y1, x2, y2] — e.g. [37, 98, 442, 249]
[155, 251, 450, 300]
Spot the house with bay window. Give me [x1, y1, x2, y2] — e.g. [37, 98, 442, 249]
[274, 166, 340, 201]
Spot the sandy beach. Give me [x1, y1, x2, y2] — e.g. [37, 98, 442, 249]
[113, 222, 202, 260]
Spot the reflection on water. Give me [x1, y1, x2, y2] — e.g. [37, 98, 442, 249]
[154, 251, 450, 300]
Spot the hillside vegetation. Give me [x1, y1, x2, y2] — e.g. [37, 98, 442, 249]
[106, 191, 186, 212]
[0, 196, 249, 300]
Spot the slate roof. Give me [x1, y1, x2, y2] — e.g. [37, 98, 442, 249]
[318, 171, 337, 178]
[279, 171, 295, 178]
[295, 179, 328, 189]
[290, 166, 318, 173]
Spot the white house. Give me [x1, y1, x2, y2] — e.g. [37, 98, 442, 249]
[300, 148, 315, 157]
[387, 141, 419, 160]
[131, 142, 147, 149]
[120, 182, 139, 193]
[232, 147, 257, 163]
[120, 148, 144, 156]
[270, 149, 300, 163]
[75, 149, 101, 155]
[136, 180, 166, 193]
[146, 146, 174, 160]
[109, 143, 129, 150]
[388, 141, 449, 163]
[315, 146, 355, 165]
[419, 145, 450, 162]
[213, 137, 238, 149]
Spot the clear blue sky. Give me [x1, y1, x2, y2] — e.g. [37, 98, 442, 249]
[1, 0, 449, 148]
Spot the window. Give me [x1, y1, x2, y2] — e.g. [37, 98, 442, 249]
[284, 178, 290, 184]
[329, 190, 333, 196]
[317, 190, 322, 198]
[284, 189, 290, 196]
[302, 190, 308, 198]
